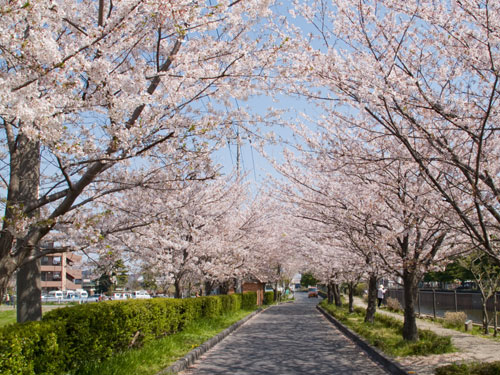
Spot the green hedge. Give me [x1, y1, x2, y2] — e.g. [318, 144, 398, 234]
[242, 291, 257, 309]
[0, 292, 257, 375]
[264, 291, 274, 305]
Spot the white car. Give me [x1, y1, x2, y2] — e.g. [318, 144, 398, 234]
[132, 290, 151, 299]
[112, 292, 132, 300]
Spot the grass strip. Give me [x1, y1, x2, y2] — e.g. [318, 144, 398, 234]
[0, 310, 16, 327]
[320, 300, 455, 357]
[75, 308, 256, 375]
[436, 361, 500, 375]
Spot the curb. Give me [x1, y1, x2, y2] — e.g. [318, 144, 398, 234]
[156, 308, 265, 375]
[316, 305, 412, 375]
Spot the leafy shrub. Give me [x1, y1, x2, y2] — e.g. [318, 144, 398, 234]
[241, 292, 257, 310]
[443, 311, 467, 329]
[436, 361, 500, 375]
[202, 296, 223, 318]
[386, 297, 402, 312]
[263, 291, 274, 305]
[0, 319, 65, 375]
[0, 293, 256, 375]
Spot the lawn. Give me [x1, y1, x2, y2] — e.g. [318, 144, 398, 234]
[0, 309, 16, 327]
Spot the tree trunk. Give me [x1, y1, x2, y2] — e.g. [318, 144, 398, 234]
[482, 298, 490, 335]
[333, 283, 342, 307]
[17, 258, 42, 322]
[348, 282, 354, 313]
[219, 280, 231, 295]
[494, 292, 498, 337]
[327, 282, 334, 304]
[204, 280, 215, 296]
[6, 134, 41, 322]
[174, 279, 182, 298]
[402, 269, 419, 341]
[365, 275, 377, 323]
[273, 284, 279, 301]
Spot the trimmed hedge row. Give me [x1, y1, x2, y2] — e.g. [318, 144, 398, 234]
[263, 291, 274, 305]
[0, 292, 257, 375]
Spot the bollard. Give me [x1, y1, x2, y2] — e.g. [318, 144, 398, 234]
[465, 320, 473, 332]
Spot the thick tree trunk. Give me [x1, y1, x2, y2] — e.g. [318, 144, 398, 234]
[219, 280, 231, 295]
[204, 280, 215, 296]
[402, 269, 419, 341]
[17, 258, 42, 322]
[365, 275, 377, 323]
[348, 282, 355, 313]
[332, 283, 342, 307]
[4, 134, 41, 322]
[174, 279, 182, 298]
[327, 282, 334, 304]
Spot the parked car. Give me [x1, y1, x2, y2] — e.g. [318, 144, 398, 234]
[131, 290, 151, 299]
[308, 287, 318, 298]
[112, 292, 132, 300]
[48, 290, 64, 299]
[75, 289, 88, 299]
[63, 290, 76, 299]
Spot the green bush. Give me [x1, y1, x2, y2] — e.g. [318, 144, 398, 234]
[202, 296, 223, 318]
[0, 319, 66, 375]
[436, 361, 500, 375]
[0, 293, 256, 375]
[241, 292, 257, 310]
[263, 291, 274, 305]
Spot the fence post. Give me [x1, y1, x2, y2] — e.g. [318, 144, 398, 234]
[418, 290, 421, 316]
[454, 289, 458, 312]
[432, 289, 437, 319]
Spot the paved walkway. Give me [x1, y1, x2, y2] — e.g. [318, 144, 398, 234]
[181, 293, 391, 375]
[353, 297, 500, 375]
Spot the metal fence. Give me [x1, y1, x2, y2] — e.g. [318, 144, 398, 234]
[386, 289, 499, 323]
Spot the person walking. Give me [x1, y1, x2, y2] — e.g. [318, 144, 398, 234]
[377, 285, 386, 307]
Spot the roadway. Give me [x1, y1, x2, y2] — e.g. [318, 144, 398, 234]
[181, 292, 391, 375]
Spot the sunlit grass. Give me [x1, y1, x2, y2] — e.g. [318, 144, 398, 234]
[320, 300, 455, 357]
[0, 309, 16, 327]
[75, 309, 256, 375]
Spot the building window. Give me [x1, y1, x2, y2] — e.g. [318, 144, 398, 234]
[52, 256, 61, 265]
[53, 272, 61, 281]
[41, 256, 49, 266]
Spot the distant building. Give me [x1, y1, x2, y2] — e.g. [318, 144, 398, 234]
[242, 275, 266, 306]
[41, 253, 83, 293]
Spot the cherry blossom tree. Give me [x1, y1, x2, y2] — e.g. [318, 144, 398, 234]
[0, 0, 283, 321]
[66, 171, 254, 297]
[272, 119, 461, 340]
[284, 0, 500, 263]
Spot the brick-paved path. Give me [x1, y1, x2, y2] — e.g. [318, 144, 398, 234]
[181, 293, 391, 375]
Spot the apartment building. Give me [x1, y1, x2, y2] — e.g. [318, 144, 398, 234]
[41, 252, 83, 294]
